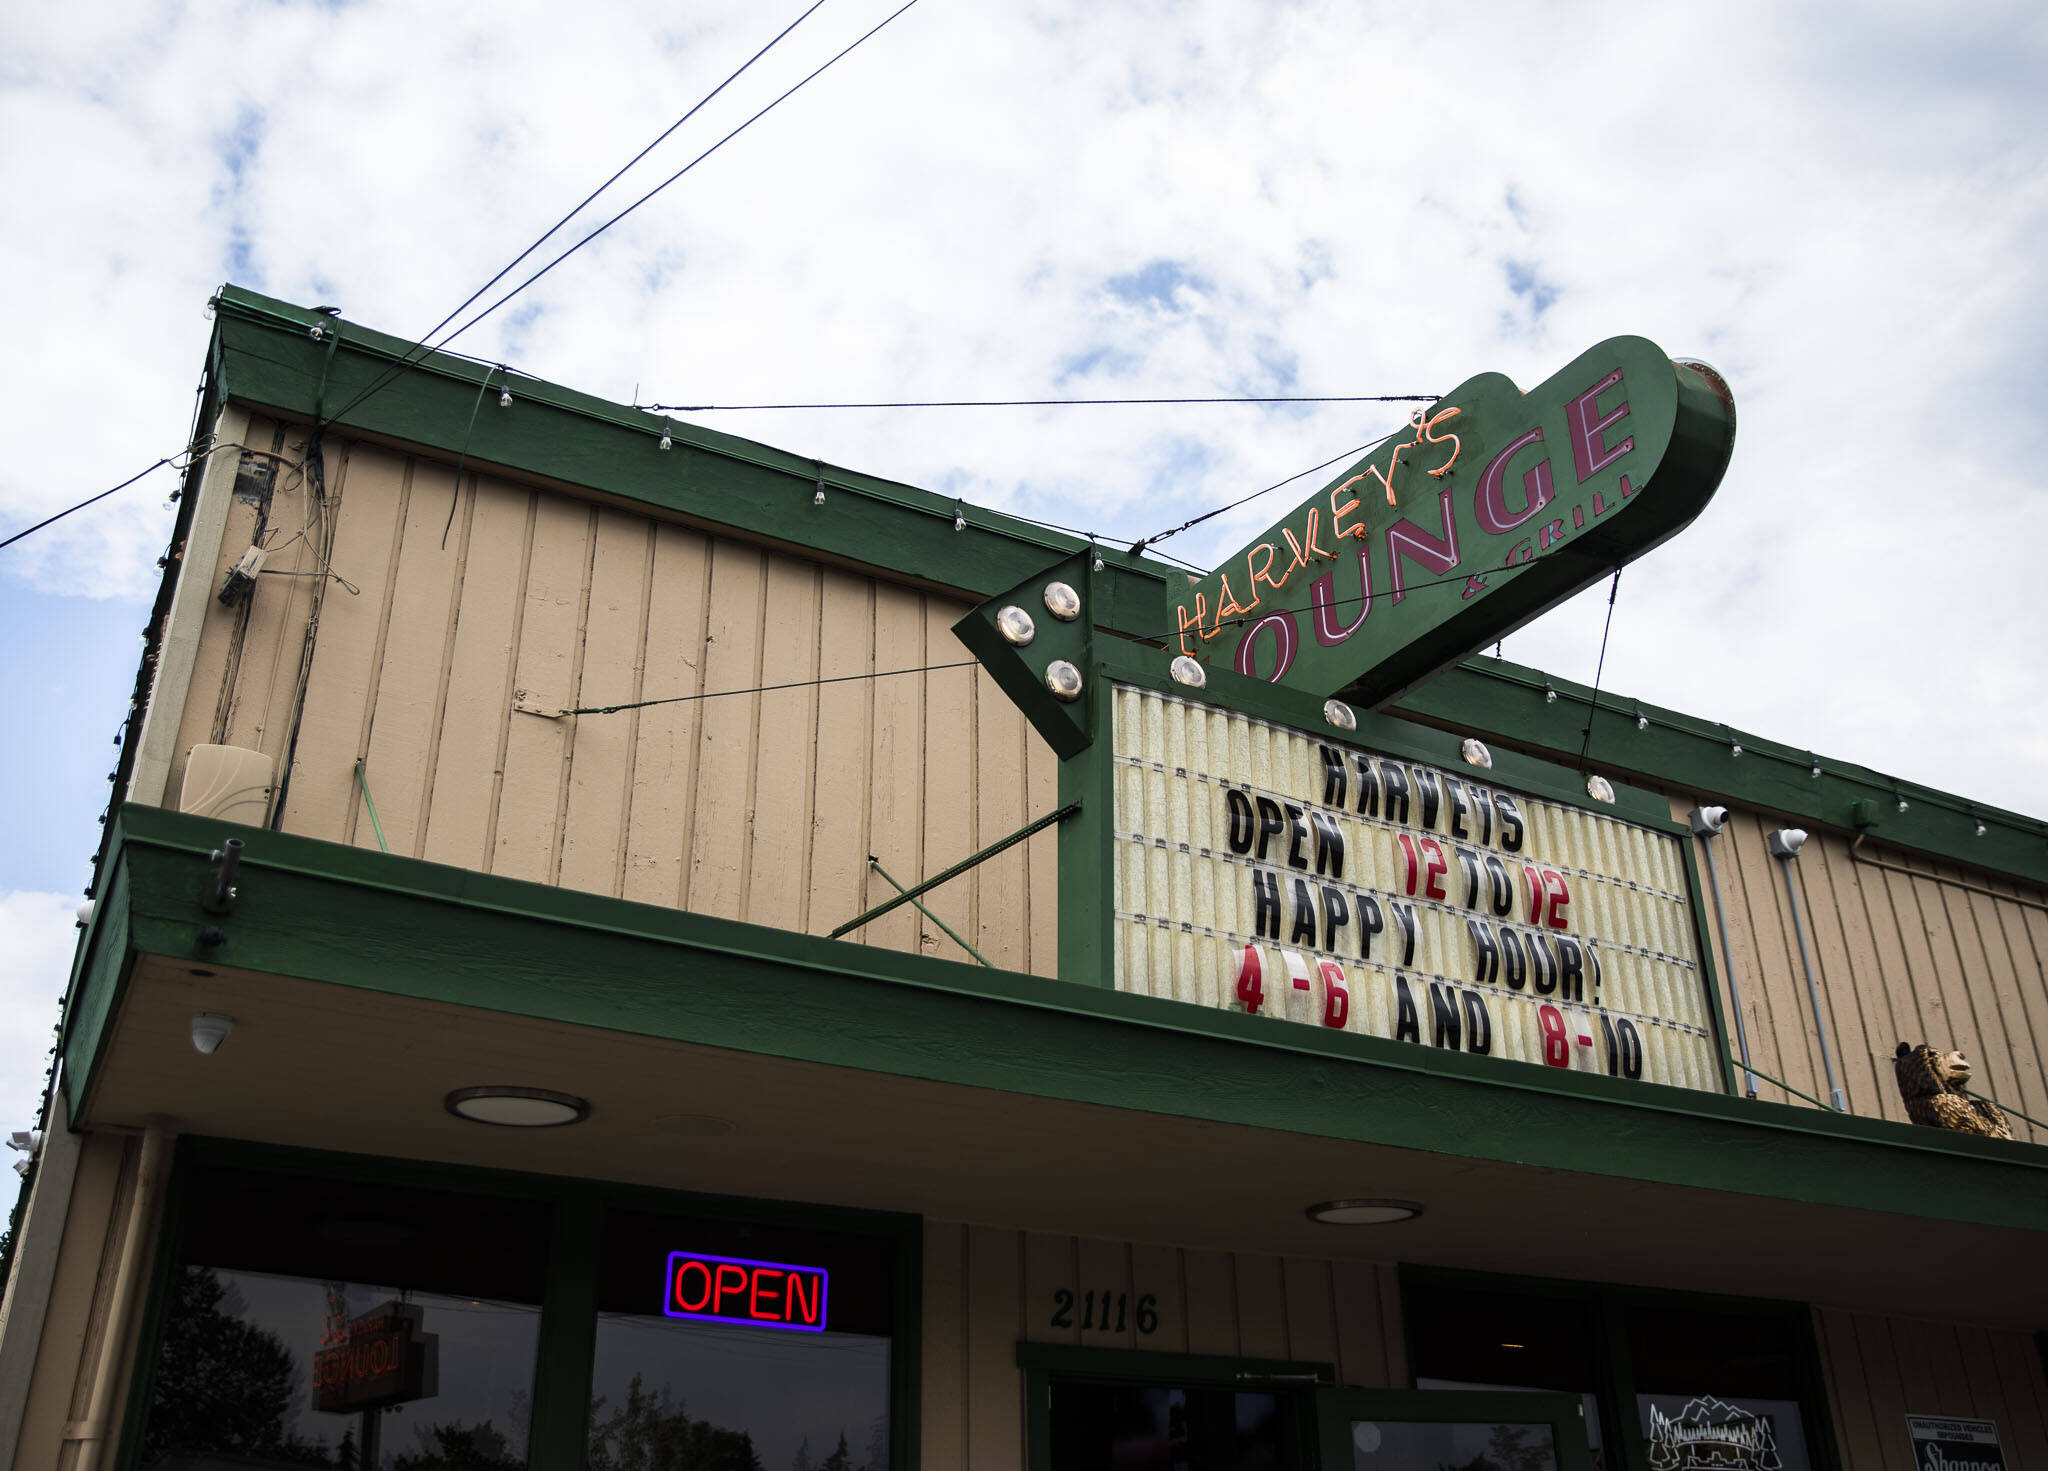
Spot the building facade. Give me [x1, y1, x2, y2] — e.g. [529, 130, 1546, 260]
[0, 286, 2044, 1471]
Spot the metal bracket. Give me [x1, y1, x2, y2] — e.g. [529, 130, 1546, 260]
[831, 803, 1080, 945]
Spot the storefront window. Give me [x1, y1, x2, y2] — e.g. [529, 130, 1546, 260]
[587, 1208, 895, 1471]
[1407, 1284, 1608, 1469]
[136, 1164, 549, 1470]
[1047, 1382, 1286, 1471]
[1343, 1416, 1558, 1471]
[1627, 1305, 1813, 1471]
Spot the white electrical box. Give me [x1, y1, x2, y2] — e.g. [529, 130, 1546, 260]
[177, 745, 274, 824]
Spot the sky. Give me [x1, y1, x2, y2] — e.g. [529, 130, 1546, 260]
[2, 1, 2046, 1159]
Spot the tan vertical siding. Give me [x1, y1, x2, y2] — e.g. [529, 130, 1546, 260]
[1815, 1306, 2048, 1470]
[163, 429, 1061, 974]
[921, 1222, 1404, 1471]
[1674, 793, 2048, 1142]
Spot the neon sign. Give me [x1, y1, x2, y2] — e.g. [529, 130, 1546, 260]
[1167, 338, 1734, 705]
[663, 1251, 829, 1333]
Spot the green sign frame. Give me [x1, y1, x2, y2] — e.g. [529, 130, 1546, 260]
[1167, 338, 1736, 705]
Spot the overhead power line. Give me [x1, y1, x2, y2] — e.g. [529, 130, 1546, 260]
[638, 394, 1443, 412]
[0, 457, 183, 553]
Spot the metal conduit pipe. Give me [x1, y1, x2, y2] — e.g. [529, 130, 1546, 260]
[1768, 829, 1848, 1112]
[1689, 806, 1758, 1098]
[69, 1119, 173, 1471]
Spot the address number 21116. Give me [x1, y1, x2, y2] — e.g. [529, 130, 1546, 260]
[1051, 1289, 1159, 1335]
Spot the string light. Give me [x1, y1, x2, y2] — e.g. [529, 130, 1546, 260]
[658, 426, 673, 451]
[1544, 683, 1557, 704]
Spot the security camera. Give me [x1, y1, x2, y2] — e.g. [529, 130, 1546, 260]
[1767, 828, 1809, 859]
[1689, 806, 1729, 837]
[191, 1013, 236, 1055]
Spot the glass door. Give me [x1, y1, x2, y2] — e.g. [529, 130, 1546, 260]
[1317, 1389, 1593, 1471]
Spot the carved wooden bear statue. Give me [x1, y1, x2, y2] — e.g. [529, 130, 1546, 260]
[1893, 1043, 2012, 1139]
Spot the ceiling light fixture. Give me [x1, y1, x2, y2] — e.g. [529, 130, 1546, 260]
[446, 1085, 590, 1127]
[1306, 1198, 1422, 1225]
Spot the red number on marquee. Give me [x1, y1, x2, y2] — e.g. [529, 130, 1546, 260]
[1236, 945, 1265, 1014]
[1420, 838, 1449, 902]
[1398, 832, 1419, 896]
[1543, 868, 1571, 930]
[1318, 959, 1349, 1029]
[1539, 1003, 1570, 1068]
[1522, 864, 1544, 924]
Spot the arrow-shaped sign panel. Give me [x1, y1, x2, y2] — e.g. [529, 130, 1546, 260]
[1169, 338, 1735, 705]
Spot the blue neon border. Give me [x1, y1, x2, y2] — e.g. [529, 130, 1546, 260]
[661, 1250, 831, 1334]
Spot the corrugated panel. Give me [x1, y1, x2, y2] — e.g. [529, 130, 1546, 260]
[1814, 1305, 2048, 1470]
[1112, 685, 1719, 1090]
[922, 1222, 1405, 1471]
[1676, 790, 2048, 1144]
[168, 432, 1062, 975]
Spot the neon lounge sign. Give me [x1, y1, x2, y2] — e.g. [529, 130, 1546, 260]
[1169, 336, 1735, 705]
[663, 1250, 829, 1333]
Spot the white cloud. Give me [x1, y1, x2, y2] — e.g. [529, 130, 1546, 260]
[0, 893, 72, 1132]
[2, 0, 2046, 814]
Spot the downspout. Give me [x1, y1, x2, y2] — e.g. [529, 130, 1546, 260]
[1689, 806, 1757, 1098]
[1769, 829, 1847, 1112]
[67, 1119, 174, 1471]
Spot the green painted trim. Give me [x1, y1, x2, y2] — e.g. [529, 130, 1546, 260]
[1392, 657, 2048, 889]
[82, 807, 2048, 1237]
[1675, 837, 1740, 1096]
[119, 1136, 923, 1471]
[199, 288, 2046, 889]
[1057, 686, 1116, 988]
[1314, 1388, 1593, 1471]
[528, 1192, 602, 1468]
[63, 854, 134, 1122]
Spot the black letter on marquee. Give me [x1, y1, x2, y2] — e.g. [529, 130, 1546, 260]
[1467, 918, 1500, 986]
[1318, 745, 1347, 809]
[1499, 927, 1527, 990]
[1428, 982, 1462, 1050]
[1556, 936, 1585, 1003]
[1413, 767, 1442, 830]
[1529, 933, 1557, 995]
[1494, 793, 1525, 852]
[1461, 990, 1492, 1054]
[1446, 778, 1470, 840]
[1470, 784, 1494, 845]
[1485, 855, 1514, 916]
[1226, 789, 1255, 854]
[1290, 878, 1318, 946]
[1454, 846, 1481, 909]
[1254, 797, 1285, 862]
[1391, 903, 1420, 968]
[1311, 811, 1345, 878]
[1285, 803, 1311, 870]
[1251, 870, 1282, 940]
[1394, 974, 1420, 1044]
[1355, 893, 1385, 961]
[1354, 755, 1380, 818]
[1321, 886, 1349, 953]
[1381, 765, 1411, 825]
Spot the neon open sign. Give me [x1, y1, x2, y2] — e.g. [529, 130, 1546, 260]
[663, 1251, 829, 1333]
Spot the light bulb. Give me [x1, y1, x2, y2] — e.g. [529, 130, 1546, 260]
[1544, 684, 1557, 704]
[499, 386, 513, 408]
[658, 430, 672, 451]
[1730, 742, 1743, 758]
[954, 510, 966, 532]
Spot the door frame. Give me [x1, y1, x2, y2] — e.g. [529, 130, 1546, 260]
[1317, 1387, 1595, 1471]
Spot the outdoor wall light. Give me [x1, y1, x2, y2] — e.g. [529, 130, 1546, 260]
[995, 605, 1036, 647]
[1585, 774, 1616, 804]
[1306, 1199, 1422, 1225]
[191, 1013, 236, 1055]
[1044, 660, 1084, 703]
[445, 1086, 590, 1127]
[1460, 738, 1492, 769]
[1042, 581, 1081, 621]
[1323, 699, 1357, 732]
[1169, 655, 1206, 689]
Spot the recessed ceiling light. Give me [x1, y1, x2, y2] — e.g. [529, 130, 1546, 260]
[1306, 1198, 1422, 1225]
[446, 1086, 590, 1127]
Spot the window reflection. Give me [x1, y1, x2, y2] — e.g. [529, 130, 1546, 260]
[136, 1165, 548, 1470]
[1348, 1419, 1557, 1471]
[587, 1209, 897, 1471]
[1047, 1382, 1285, 1471]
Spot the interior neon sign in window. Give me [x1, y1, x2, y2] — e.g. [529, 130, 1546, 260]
[663, 1251, 829, 1333]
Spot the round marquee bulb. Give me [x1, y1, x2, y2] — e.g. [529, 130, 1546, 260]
[1585, 774, 1616, 804]
[1323, 699, 1357, 732]
[1307, 1199, 1422, 1226]
[994, 605, 1036, 647]
[1045, 660, 1084, 702]
[1460, 738, 1493, 769]
[445, 1085, 590, 1127]
[1169, 655, 1207, 689]
[1042, 581, 1081, 622]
